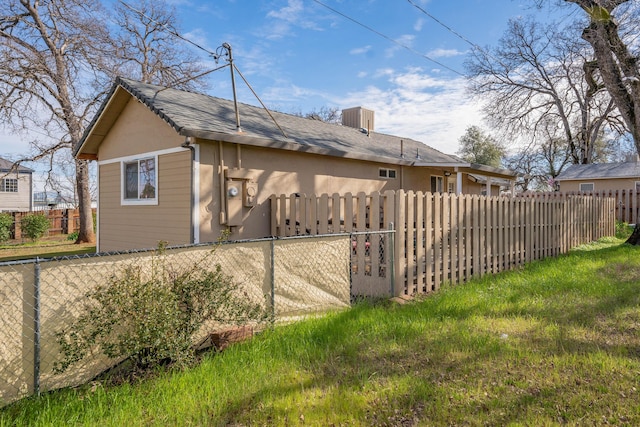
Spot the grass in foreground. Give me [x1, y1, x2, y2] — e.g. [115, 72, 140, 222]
[2, 238, 640, 426]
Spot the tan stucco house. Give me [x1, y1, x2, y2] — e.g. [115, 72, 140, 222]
[74, 78, 517, 252]
[556, 160, 640, 193]
[0, 158, 33, 212]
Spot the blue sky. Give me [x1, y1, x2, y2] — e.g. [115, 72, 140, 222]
[0, 0, 577, 164]
[170, 0, 574, 155]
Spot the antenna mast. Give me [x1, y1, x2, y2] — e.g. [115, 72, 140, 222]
[216, 42, 242, 132]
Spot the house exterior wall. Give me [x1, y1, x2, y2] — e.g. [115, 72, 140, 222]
[558, 178, 640, 192]
[197, 141, 450, 242]
[90, 94, 514, 251]
[0, 173, 32, 212]
[98, 98, 183, 159]
[96, 99, 191, 252]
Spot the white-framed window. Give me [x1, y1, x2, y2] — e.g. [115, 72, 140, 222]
[635, 181, 640, 192]
[1, 178, 18, 193]
[379, 168, 397, 179]
[430, 176, 443, 193]
[579, 182, 594, 192]
[122, 156, 157, 205]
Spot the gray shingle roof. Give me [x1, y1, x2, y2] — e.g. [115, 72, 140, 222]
[0, 157, 33, 173]
[76, 77, 464, 167]
[556, 162, 640, 180]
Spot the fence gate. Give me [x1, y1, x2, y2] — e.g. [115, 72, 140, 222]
[350, 230, 395, 299]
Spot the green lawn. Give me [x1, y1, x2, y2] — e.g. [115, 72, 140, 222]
[2, 237, 640, 426]
[0, 235, 95, 262]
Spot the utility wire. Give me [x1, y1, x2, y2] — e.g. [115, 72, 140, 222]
[117, 0, 217, 57]
[311, 0, 464, 76]
[406, 0, 481, 51]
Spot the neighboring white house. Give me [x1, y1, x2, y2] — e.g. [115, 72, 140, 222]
[0, 157, 33, 212]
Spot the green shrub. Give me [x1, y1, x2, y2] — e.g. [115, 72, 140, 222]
[615, 221, 633, 239]
[66, 231, 79, 241]
[21, 213, 50, 241]
[54, 243, 268, 374]
[0, 213, 14, 242]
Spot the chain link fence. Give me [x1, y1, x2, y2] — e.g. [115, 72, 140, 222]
[0, 231, 401, 408]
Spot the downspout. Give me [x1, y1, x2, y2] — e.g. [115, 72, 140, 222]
[182, 137, 196, 244]
[219, 141, 227, 224]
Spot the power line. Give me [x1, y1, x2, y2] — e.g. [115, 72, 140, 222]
[311, 0, 464, 76]
[406, 0, 481, 51]
[117, 0, 216, 57]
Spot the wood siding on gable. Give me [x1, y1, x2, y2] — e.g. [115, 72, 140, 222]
[0, 174, 31, 212]
[98, 97, 183, 160]
[98, 151, 191, 252]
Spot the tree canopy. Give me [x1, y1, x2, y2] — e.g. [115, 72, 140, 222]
[456, 126, 505, 168]
[0, 0, 207, 243]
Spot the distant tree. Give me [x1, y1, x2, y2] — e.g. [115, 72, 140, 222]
[293, 106, 342, 124]
[113, 0, 205, 91]
[466, 16, 623, 165]
[456, 126, 505, 168]
[542, 0, 640, 243]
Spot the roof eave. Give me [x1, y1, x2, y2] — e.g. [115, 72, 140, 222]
[185, 129, 419, 166]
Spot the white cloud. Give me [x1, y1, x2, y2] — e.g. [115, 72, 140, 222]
[426, 48, 466, 58]
[265, 0, 321, 39]
[414, 17, 425, 32]
[336, 68, 483, 155]
[385, 34, 415, 58]
[350, 45, 372, 55]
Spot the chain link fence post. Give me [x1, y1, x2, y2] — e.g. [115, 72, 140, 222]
[33, 258, 41, 397]
[389, 223, 395, 298]
[270, 238, 276, 323]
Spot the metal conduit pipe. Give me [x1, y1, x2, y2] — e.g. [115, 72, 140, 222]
[181, 137, 196, 243]
[219, 141, 227, 224]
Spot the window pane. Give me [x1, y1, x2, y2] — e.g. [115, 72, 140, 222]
[125, 162, 138, 199]
[139, 158, 156, 199]
[379, 169, 387, 178]
[388, 170, 396, 178]
[1, 178, 17, 192]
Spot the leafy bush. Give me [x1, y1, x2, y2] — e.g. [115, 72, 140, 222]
[54, 243, 268, 374]
[0, 213, 14, 242]
[615, 221, 633, 239]
[21, 213, 50, 241]
[66, 231, 79, 241]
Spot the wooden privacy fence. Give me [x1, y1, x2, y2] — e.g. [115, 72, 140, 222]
[8, 208, 94, 239]
[520, 190, 640, 225]
[270, 191, 616, 297]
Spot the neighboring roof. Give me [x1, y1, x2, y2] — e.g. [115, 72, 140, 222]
[75, 78, 464, 167]
[556, 162, 640, 181]
[0, 157, 33, 173]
